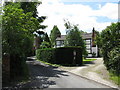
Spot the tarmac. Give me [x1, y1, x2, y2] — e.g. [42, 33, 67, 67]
[58, 58, 119, 89]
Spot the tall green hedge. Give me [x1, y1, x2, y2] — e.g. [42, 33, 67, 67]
[100, 22, 120, 75]
[55, 47, 82, 65]
[36, 46, 83, 65]
[36, 48, 56, 63]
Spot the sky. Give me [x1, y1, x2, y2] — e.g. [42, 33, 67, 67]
[37, 0, 118, 35]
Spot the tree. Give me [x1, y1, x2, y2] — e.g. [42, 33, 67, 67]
[100, 22, 120, 75]
[65, 25, 84, 46]
[40, 41, 51, 49]
[20, 2, 47, 31]
[44, 33, 50, 42]
[95, 31, 102, 57]
[64, 21, 87, 57]
[2, 2, 40, 80]
[44, 33, 51, 46]
[50, 25, 61, 47]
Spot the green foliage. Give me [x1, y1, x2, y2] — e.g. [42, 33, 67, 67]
[36, 47, 83, 65]
[2, 2, 43, 80]
[83, 58, 96, 61]
[108, 47, 120, 75]
[2, 3, 37, 55]
[36, 48, 56, 63]
[64, 21, 87, 58]
[95, 31, 102, 48]
[100, 22, 120, 75]
[56, 47, 83, 65]
[20, 2, 41, 18]
[44, 33, 51, 45]
[109, 72, 120, 85]
[50, 25, 61, 47]
[40, 41, 51, 49]
[65, 26, 83, 46]
[20, 2, 47, 30]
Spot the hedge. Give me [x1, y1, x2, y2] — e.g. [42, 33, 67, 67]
[36, 46, 83, 65]
[100, 22, 120, 75]
[36, 48, 56, 63]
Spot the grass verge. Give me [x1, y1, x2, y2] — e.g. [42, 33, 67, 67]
[37, 59, 61, 67]
[109, 72, 120, 86]
[83, 58, 96, 61]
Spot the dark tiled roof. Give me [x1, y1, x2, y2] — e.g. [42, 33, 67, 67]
[81, 33, 92, 39]
[56, 33, 92, 40]
[56, 35, 66, 40]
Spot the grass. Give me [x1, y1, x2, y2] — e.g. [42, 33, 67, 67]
[83, 58, 96, 61]
[109, 72, 120, 86]
[37, 59, 61, 67]
[37, 58, 97, 67]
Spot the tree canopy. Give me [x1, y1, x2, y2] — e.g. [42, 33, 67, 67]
[2, 3, 39, 55]
[64, 21, 87, 57]
[96, 22, 120, 75]
[50, 25, 61, 47]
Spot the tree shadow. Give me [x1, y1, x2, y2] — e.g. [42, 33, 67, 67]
[83, 61, 95, 64]
[81, 61, 95, 67]
[3, 60, 69, 89]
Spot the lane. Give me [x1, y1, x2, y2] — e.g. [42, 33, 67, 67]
[13, 59, 116, 89]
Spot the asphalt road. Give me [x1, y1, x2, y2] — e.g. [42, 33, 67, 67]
[12, 59, 117, 89]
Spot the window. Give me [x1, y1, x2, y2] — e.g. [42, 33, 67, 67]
[87, 50, 91, 53]
[86, 45, 90, 49]
[85, 39, 91, 44]
[56, 41, 61, 46]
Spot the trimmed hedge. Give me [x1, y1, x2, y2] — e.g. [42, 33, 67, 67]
[36, 48, 56, 63]
[36, 46, 83, 65]
[100, 22, 120, 75]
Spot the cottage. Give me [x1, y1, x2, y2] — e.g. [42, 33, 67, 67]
[55, 28, 98, 57]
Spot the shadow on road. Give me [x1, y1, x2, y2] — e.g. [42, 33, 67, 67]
[12, 59, 69, 89]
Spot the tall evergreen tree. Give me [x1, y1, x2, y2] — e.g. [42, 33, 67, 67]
[50, 25, 61, 47]
[20, 2, 47, 31]
[44, 33, 50, 42]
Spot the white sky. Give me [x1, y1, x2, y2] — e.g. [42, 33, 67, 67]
[37, 0, 118, 35]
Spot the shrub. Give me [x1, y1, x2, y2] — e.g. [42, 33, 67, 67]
[108, 47, 120, 75]
[36, 46, 83, 65]
[36, 48, 56, 63]
[56, 46, 82, 65]
[100, 22, 120, 75]
[40, 41, 51, 49]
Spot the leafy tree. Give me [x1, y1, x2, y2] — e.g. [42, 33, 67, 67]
[100, 22, 120, 75]
[64, 21, 87, 57]
[40, 41, 51, 49]
[44, 33, 51, 46]
[65, 25, 84, 46]
[50, 25, 61, 47]
[20, 2, 47, 50]
[95, 31, 102, 57]
[20, 2, 47, 30]
[44, 33, 50, 42]
[2, 2, 40, 79]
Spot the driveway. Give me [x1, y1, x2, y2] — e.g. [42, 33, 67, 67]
[59, 58, 119, 88]
[9, 58, 117, 89]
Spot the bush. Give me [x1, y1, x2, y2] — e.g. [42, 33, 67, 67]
[56, 46, 82, 65]
[100, 22, 120, 76]
[36, 46, 83, 65]
[108, 47, 120, 75]
[40, 41, 51, 49]
[36, 48, 56, 63]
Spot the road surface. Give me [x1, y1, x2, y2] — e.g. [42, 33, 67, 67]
[8, 59, 117, 89]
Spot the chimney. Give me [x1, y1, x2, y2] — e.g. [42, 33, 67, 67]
[92, 27, 96, 47]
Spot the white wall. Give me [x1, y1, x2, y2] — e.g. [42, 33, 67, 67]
[92, 45, 98, 57]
